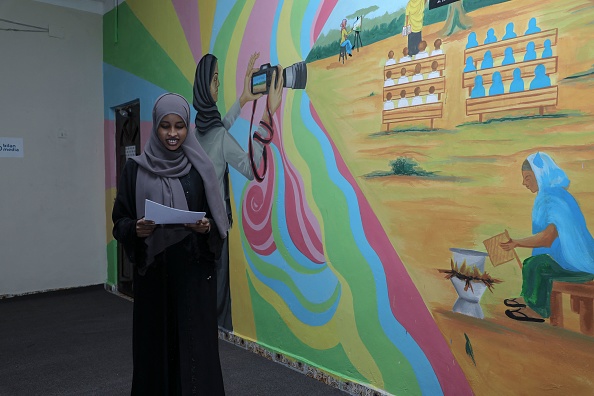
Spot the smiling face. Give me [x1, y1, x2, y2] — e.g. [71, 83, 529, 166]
[522, 170, 539, 193]
[210, 62, 220, 103]
[157, 113, 187, 151]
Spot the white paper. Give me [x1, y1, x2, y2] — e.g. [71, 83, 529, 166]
[144, 199, 205, 224]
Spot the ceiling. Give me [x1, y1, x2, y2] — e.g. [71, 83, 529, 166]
[34, 0, 118, 15]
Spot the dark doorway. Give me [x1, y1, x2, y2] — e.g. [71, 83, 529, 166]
[115, 101, 140, 298]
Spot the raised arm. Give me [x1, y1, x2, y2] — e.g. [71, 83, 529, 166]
[500, 224, 559, 250]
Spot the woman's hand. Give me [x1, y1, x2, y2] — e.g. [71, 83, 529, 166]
[136, 218, 156, 238]
[239, 52, 264, 108]
[185, 218, 211, 234]
[262, 65, 284, 125]
[500, 238, 519, 251]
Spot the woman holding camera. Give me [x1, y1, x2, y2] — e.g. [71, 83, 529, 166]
[193, 52, 284, 332]
[112, 93, 230, 394]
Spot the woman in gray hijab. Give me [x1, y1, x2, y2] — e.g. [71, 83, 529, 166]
[193, 52, 284, 332]
[112, 93, 228, 395]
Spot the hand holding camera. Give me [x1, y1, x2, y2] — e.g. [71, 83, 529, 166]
[262, 65, 284, 126]
[240, 52, 264, 108]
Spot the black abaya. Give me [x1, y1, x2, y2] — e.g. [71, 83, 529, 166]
[113, 160, 225, 396]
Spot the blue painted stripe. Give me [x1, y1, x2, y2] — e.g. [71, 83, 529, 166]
[211, 1, 240, 53]
[103, 63, 198, 123]
[245, 245, 340, 326]
[299, 91, 443, 395]
[301, 0, 321, 59]
[269, 0, 284, 66]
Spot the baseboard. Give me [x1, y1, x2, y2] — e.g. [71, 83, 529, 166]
[0, 284, 104, 300]
[217, 329, 391, 396]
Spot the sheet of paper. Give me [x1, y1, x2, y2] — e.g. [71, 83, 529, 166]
[144, 199, 205, 224]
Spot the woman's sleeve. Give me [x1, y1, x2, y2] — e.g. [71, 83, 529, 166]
[202, 202, 224, 260]
[112, 160, 141, 262]
[222, 126, 267, 180]
[222, 100, 241, 130]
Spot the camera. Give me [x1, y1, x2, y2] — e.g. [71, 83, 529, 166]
[251, 61, 307, 95]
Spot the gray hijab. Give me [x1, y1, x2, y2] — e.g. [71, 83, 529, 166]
[132, 93, 229, 265]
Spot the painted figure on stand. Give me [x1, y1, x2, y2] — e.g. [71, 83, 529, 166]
[502, 47, 515, 66]
[530, 64, 551, 89]
[502, 22, 517, 40]
[481, 50, 494, 69]
[484, 28, 497, 44]
[524, 42, 537, 62]
[466, 31, 478, 49]
[471, 75, 485, 98]
[509, 68, 525, 93]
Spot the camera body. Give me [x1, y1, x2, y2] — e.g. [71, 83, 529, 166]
[251, 61, 307, 95]
[251, 63, 279, 95]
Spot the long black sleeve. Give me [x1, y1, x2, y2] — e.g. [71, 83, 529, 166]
[112, 160, 142, 264]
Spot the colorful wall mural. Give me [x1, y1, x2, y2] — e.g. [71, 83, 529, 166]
[103, 0, 594, 394]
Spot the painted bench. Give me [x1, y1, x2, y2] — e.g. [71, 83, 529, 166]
[550, 281, 594, 336]
[466, 86, 558, 122]
[464, 29, 558, 65]
[382, 102, 443, 130]
[384, 76, 445, 99]
[462, 56, 558, 94]
[384, 54, 446, 77]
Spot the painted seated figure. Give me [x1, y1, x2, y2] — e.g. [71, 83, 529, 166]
[412, 63, 424, 82]
[501, 152, 594, 322]
[489, 71, 504, 95]
[484, 28, 497, 44]
[542, 39, 552, 58]
[398, 67, 410, 84]
[466, 32, 479, 49]
[384, 70, 395, 87]
[431, 38, 443, 56]
[470, 75, 485, 98]
[524, 41, 537, 62]
[400, 47, 412, 63]
[411, 87, 423, 106]
[481, 50, 494, 69]
[525, 17, 541, 35]
[428, 61, 440, 79]
[425, 86, 438, 103]
[415, 40, 429, 59]
[502, 22, 517, 40]
[397, 90, 409, 108]
[529, 64, 551, 90]
[509, 68, 525, 93]
[502, 47, 515, 66]
[385, 50, 396, 66]
[384, 92, 395, 110]
[464, 56, 476, 72]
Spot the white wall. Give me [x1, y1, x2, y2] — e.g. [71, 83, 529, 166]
[0, 0, 105, 296]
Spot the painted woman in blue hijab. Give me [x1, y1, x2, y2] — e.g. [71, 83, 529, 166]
[501, 152, 594, 322]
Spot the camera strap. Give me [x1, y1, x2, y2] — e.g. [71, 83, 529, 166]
[248, 99, 274, 182]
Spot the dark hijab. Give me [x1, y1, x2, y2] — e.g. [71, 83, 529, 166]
[193, 54, 224, 134]
[132, 93, 229, 265]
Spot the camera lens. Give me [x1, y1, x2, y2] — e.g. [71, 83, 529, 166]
[283, 62, 307, 90]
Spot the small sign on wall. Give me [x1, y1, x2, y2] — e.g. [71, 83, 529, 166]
[0, 138, 24, 158]
[429, 0, 460, 10]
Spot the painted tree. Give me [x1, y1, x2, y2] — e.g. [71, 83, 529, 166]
[440, 0, 472, 36]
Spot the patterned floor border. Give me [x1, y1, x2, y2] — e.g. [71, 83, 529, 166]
[218, 329, 391, 396]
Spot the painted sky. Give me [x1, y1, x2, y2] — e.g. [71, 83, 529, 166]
[321, 0, 408, 35]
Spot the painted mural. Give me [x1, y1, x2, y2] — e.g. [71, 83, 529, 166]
[103, 0, 594, 394]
